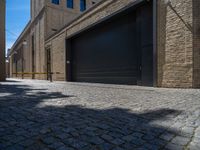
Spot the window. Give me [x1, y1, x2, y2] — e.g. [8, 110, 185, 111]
[52, 0, 59, 5]
[67, 0, 73, 9]
[80, 0, 86, 12]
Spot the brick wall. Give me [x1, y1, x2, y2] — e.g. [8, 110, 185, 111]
[45, 0, 100, 38]
[47, 31, 66, 81]
[45, 5, 80, 38]
[31, 0, 45, 20]
[157, 0, 194, 88]
[34, 15, 46, 79]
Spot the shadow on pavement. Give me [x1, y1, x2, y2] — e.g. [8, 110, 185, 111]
[0, 83, 184, 150]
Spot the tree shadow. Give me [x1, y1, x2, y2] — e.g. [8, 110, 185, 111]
[0, 83, 186, 150]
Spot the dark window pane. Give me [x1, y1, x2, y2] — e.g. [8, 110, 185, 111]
[80, 0, 86, 12]
[67, 0, 73, 8]
[52, 0, 59, 5]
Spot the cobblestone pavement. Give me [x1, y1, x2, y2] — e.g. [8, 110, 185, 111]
[0, 79, 200, 150]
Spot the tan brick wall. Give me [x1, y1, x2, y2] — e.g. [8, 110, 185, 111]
[46, 31, 66, 81]
[66, 0, 137, 37]
[34, 15, 46, 79]
[45, 5, 80, 38]
[9, 32, 33, 79]
[157, 0, 194, 88]
[23, 36, 31, 74]
[45, 0, 99, 38]
[31, 0, 45, 20]
[0, 0, 6, 81]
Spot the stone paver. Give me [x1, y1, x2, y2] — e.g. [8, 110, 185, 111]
[0, 79, 200, 150]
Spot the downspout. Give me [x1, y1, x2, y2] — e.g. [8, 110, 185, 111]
[153, 0, 158, 87]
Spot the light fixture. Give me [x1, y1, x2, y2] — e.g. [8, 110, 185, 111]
[23, 40, 27, 45]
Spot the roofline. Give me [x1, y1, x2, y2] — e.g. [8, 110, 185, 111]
[10, 21, 31, 51]
[10, 0, 107, 52]
[9, 7, 46, 55]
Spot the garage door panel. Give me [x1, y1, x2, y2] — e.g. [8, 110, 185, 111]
[68, 2, 153, 86]
[141, 45, 153, 86]
[76, 77, 138, 85]
[77, 68, 138, 77]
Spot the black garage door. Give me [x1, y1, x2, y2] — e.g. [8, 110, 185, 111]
[66, 1, 153, 86]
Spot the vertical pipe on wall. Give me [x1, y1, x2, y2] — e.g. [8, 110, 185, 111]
[153, 0, 157, 87]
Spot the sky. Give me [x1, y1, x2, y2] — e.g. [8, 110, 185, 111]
[6, 0, 30, 53]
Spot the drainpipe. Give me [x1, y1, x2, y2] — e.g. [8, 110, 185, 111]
[153, 0, 157, 87]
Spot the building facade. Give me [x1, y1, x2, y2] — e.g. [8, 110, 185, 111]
[9, 0, 200, 88]
[9, 0, 100, 80]
[0, 0, 6, 81]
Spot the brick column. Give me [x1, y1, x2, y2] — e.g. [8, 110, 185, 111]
[157, 0, 193, 88]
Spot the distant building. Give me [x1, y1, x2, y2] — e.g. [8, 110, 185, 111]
[0, 0, 6, 81]
[8, 0, 200, 88]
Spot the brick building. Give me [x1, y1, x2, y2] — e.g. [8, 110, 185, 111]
[8, 0, 100, 80]
[0, 0, 6, 81]
[8, 0, 200, 88]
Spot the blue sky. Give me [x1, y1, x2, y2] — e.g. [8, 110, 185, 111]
[6, 0, 30, 52]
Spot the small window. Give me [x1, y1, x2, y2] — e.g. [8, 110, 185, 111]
[67, 0, 73, 9]
[80, 0, 86, 12]
[52, 0, 59, 5]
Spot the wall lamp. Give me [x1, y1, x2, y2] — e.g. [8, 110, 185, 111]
[23, 40, 27, 46]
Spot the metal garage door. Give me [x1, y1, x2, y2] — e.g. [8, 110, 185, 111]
[66, 1, 153, 86]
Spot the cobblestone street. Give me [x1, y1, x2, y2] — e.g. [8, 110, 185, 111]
[0, 79, 200, 150]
